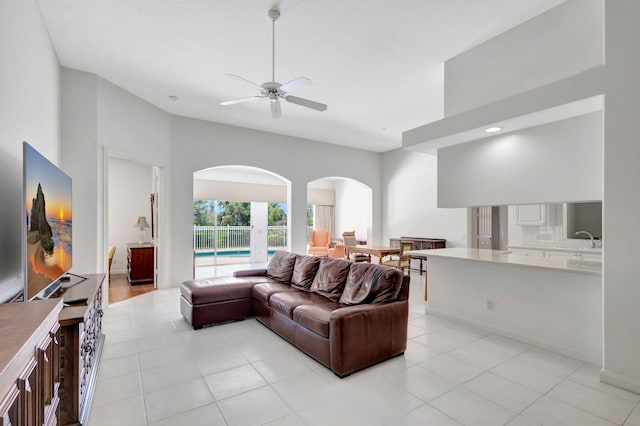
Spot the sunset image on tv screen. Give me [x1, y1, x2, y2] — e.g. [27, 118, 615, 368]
[24, 144, 72, 299]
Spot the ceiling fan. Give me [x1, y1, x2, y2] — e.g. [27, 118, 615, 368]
[220, 8, 327, 118]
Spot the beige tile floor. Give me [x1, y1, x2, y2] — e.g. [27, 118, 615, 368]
[88, 266, 640, 426]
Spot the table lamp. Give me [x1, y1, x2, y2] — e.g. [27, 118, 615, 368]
[135, 216, 150, 244]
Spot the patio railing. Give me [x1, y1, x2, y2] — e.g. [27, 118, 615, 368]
[193, 225, 288, 251]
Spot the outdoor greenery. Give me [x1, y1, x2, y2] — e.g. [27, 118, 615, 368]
[193, 200, 215, 226]
[307, 204, 314, 226]
[193, 200, 287, 226]
[269, 203, 287, 226]
[217, 201, 251, 226]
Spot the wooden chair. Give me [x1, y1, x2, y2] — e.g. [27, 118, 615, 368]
[382, 241, 412, 274]
[107, 245, 116, 281]
[342, 231, 370, 262]
[308, 229, 330, 256]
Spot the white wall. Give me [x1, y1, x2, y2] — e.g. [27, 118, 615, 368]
[108, 158, 154, 274]
[381, 149, 467, 247]
[438, 112, 602, 208]
[60, 70, 99, 277]
[170, 116, 382, 285]
[445, 0, 603, 116]
[61, 70, 172, 284]
[333, 179, 372, 243]
[602, 1, 640, 393]
[307, 188, 335, 206]
[0, 0, 60, 301]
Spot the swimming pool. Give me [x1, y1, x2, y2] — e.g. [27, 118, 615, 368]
[195, 249, 277, 258]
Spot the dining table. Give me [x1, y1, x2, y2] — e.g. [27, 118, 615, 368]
[345, 245, 400, 265]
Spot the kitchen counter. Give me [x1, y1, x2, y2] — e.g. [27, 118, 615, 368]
[407, 247, 601, 275]
[508, 243, 602, 255]
[418, 247, 602, 364]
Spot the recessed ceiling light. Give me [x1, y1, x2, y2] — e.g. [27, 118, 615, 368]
[485, 126, 503, 133]
[169, 95, 179, 101]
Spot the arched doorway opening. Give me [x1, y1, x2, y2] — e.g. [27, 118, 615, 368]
[193, 166, 290, 277]
[307, 177, 373, 248]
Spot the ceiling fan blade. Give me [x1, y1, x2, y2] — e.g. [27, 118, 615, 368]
[225, 74, 264, 91]
[220, 95, 264, 106]
[270, 100, 282, 118]
[285, 95, 327, 112]
[279, 77, 312, 94]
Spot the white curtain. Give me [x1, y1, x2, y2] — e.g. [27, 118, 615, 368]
[314, 204, 334, 239]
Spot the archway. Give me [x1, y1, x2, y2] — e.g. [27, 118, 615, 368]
[307, 177, 373, 247]
[193, 165, 290, 276]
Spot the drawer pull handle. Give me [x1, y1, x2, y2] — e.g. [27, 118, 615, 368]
[44, 353, 49, 363]
[25, 379, 32, 393]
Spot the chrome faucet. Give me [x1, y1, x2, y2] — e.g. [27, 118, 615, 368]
[575, 231, 597, 248]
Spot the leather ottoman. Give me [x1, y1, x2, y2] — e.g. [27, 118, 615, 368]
[180, 277, 257, 329]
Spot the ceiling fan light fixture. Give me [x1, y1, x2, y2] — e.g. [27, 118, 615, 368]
[270, 100, 282, 118]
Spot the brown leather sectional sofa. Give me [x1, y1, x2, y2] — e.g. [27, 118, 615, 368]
[180, 251, 410, 377]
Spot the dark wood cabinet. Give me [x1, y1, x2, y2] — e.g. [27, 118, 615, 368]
[56, 274, 105, 426]
[389, 237, 446, 250]
[0, 299, 63, 426]
[127, 243, 154, 284]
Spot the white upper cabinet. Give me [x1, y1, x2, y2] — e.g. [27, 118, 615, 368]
[514, 204, 546, 225]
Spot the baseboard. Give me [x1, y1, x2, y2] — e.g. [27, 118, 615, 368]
[426, 308, 602, 365]
[600, 368, 640, 394]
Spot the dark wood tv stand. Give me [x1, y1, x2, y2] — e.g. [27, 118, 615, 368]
[53, 273, 105, 426]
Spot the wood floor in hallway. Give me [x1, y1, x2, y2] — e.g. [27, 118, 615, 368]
[108, 272, 155, 303]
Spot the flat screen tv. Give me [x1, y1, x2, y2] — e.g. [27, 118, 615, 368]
[23, 142, 72, 300]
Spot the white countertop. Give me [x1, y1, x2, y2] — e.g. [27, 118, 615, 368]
[407, 248, 602, 275]
[508, 244, 602, 254]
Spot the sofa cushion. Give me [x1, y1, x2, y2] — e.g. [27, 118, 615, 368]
[291, 255, 321, 291]
[310, 257, 351, 302]
[293, 303, 343, 338]
[180, 277, 256, 305]
[339, 263, 404, 305]
[252, 283, 298, 305]
[266, 251, 297, 284]
[270, 291, 334, 318]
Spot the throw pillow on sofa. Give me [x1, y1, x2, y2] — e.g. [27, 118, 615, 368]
[266, 251, 297, 283]
[310, 257, 351, 302]
[291, 255, 321, 291]
[339, 263, 404, 305]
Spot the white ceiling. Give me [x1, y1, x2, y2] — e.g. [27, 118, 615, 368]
[38, 0, 565, 153]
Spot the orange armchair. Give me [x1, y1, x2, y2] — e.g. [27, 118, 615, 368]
[308, 229, 330, 256]
[328, 242, 345, 258]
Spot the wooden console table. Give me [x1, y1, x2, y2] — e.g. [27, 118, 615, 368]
[389, 237, 446, 275]
[54, 274, 105, 426]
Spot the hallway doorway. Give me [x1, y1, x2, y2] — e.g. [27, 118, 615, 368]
[106, 154, 165, 304]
